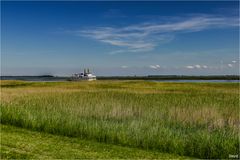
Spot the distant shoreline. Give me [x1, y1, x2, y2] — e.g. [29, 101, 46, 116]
[1, 75, 239, 81]
[97, 75, 240, 80]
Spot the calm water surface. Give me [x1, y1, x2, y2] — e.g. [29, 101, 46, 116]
[152, 80, 240, 83]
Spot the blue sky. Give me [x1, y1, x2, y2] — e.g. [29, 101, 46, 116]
[1, 1, 239, 76]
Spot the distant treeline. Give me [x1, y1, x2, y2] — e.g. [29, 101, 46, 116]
[97, 75, 240, 80]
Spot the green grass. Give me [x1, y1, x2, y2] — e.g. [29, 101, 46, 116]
[1, 80, 239, 159]
[1, 124, 188, 159]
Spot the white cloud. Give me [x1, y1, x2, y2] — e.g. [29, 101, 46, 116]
[121, 65, 128, 69]
[228, 64, 233, 67]
[195, 64, 201, 69]
[73, 15, 238, 53]
[149, 65, 157, 69]
[149, 65, 160, 69]
[232, 60, 237, 63]
[186, 65, 208, 69]
[202, 65, 208, 69]
[186, 65, 194, 69]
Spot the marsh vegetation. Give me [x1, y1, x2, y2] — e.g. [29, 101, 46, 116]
[1, 80, 239, 158]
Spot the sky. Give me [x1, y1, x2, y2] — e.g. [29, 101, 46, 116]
[1, 1, 239, 76]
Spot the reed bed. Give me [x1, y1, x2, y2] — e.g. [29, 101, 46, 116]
[1, 80, 239, 158]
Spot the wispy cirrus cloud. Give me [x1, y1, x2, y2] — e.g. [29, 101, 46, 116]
[71, 15, 238, 54]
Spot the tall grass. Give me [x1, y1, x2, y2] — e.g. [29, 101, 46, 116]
[1, 80, 239, 158]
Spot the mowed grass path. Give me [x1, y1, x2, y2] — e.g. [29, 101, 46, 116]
[1, 124, 187, 159]
[1, 80, 239, 158]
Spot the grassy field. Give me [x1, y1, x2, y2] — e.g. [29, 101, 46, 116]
[1, 80, 239, 159]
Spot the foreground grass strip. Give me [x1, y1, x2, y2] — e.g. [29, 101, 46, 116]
[0, 124, 189, 159]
